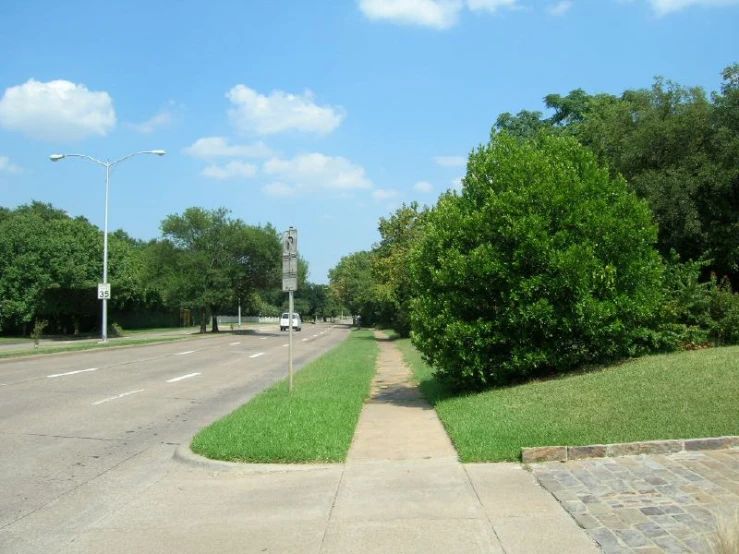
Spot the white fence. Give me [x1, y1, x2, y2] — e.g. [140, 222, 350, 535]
[216, 315, 354, 325]
[216, 316, 279, 324]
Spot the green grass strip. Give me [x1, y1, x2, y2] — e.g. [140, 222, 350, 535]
[396, 339, 739, 462]
[0, 336, 195, 359]
[191, 329, 378, 463]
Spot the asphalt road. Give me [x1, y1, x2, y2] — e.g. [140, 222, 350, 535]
[0, 323, 350, 553]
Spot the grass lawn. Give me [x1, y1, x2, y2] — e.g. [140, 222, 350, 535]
[191, 329, 378, 463]
[0, 337, 32, 344]
[122, 327, 196, 335]
[395, 339, 739, 462]
[0, 336, 194, 359]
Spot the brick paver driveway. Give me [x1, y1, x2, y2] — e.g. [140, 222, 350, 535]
[530, 449, 739, 553]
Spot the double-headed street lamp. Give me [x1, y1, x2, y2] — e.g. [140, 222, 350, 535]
[49, 150, 166, 343]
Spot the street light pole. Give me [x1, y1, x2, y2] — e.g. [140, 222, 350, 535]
[49, 150, 166, 343]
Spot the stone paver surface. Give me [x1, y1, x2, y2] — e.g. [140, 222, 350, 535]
[531, 448, 739, 553]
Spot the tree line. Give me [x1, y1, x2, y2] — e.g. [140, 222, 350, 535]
[0, 204, 344, 336]
[329, 63, 739, 391]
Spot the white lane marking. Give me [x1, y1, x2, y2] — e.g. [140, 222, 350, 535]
[167, 372, 201, 383]
[260, 337, 269, 340]
[313, 334, 319, 338]
[282, 344, 289, 347]
[302, 338, 308, 342]
[93, 389, 144, 406]
[48, 368, 98, 379]
[175, 350, 195, 356]
[249, 352, 265, 359]
[229, 342, 241, 346]
[0, 384, 6, 387]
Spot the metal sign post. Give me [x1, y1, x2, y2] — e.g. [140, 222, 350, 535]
[288, 289, 294, 392]
[282, 227, 298, 392]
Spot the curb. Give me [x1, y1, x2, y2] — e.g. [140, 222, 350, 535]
[0, 334, 212, 364]
[172, 443, 337, 474]
[522, 436, 739, 464]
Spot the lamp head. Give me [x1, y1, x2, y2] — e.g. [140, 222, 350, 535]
[151, 150, 166, 156]
[49, 154, 65, 162]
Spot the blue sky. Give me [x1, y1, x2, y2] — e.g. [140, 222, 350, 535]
[1, 0, 737, 283]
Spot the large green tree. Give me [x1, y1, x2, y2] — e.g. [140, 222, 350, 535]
[410, 132, 667, 391]
[495, 66, 739, 280]
[372, 202, 428, 337]
[147, 207, 281, 332]
[0, 202, 101, 334]
[328, 251, 377, 324]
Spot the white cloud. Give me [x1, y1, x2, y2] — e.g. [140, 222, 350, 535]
[452, 177, 464, 191]
[466, 0, 519, 12]
[262, 153, 373, 195]
[358, 0, 463, 29]
[647, 0, 739, 14]
[227, 85, 345, 135]
[0, 155, 22, 174]
[183, 137, 274, 159]
[358, 0, 519, 28]
[201, 161, 258, 180]
[434, 155, 466, 167]
[0, 79, 115, 142]
[548, 1, 573, 15]
[128, 109, 174, 134]
[414, 181, 434, 193]
[262, 182, 297, 197]
[373, 188, 401, 201]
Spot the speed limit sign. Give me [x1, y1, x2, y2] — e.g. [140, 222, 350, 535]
[97, 283, 111, 300]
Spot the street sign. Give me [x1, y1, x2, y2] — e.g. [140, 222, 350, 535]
[282, 227, 298, 292]
[283, 228, 298, 256]
[282, 276, 298, 292]
[282, 256, 298, 275]
[97, 283, 111, 300]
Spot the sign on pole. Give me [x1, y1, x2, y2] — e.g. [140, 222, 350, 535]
[283, 228, 298, 256]
[282, 227, 299, 292]
[282, 227, 298, 392]
[97, 283, 111, 300]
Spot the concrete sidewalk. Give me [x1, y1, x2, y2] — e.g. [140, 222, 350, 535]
[52, 331, 599, 554]
[319, 332, 599, 553]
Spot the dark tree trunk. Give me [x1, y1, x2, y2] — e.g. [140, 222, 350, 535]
[211, 307, 219, 333]
[199, 307, 207, 334]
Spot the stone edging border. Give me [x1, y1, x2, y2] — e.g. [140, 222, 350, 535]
[521, 436, 739, 464]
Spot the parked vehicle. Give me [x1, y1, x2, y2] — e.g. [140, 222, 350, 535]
[279, 312, 302, 331]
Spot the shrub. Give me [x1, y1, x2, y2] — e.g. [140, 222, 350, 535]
[660, 254, 739, 348]
[707, 276, 739, 345]
[31, 319, 48, 348]
[409, 132, 668, 391]
[660, 253, 711, 349]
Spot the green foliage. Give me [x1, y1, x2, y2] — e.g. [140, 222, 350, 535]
[497, 66, 739, 280]
[30, 319, 48, 347]
[660, 253, 739, 348]
[410, 132, 667, 391]
[0, 202, 101, 333]
[706, 276, 739, 346]
[329, 250, 377, 324]
[371, 202, 428, 337]
[146, 207, 281, 332]
[293, 282, 334, 319]
[109, 322, 125, 338]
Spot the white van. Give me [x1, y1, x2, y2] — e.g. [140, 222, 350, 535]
[279, 312, 302, 331]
